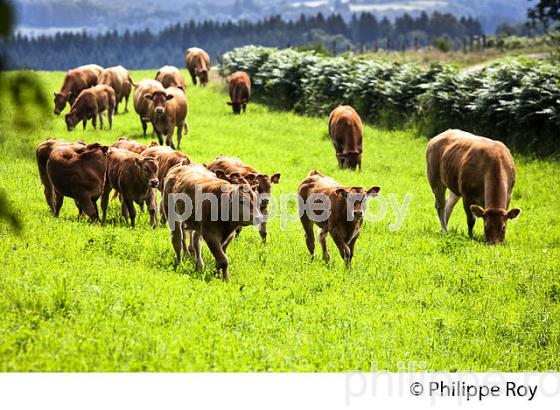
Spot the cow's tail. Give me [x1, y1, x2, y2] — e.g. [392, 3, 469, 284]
[127, 74, 135, 87]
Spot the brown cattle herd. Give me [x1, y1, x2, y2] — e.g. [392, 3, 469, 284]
[39, 47, 522, 279]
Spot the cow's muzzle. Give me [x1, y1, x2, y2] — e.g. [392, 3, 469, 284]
[149, 179, 159, 188]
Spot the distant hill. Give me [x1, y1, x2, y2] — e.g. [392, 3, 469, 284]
[13, 0, 531, 35]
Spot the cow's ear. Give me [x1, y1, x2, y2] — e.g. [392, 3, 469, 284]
[335, 188, 347, 198]
[508, 208, 521, 220]
[470, 205, 485, 218]
[144, 93, 153, 100]
[244, 173, 257, 182]
[135, 157, 142, 166]
[270, 173, 281, 184]
[214, 169, 226, 179]
[367, 186, 381, 196]
[226, 102, 233, 106]
[165, 94, 174, 101]
[53, 91, 57, 97]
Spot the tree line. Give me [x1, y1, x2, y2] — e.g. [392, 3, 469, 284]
[1, 11, 483, 70]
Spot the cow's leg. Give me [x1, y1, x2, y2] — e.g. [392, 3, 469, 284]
[444, 192, 460, 230]
[183, 122, 188, 138]
[76, 194, 99, 223]
[91, 114, 97, 130]
[100, 183, 111, 224]
[192, 231, 204, 271]
[222, 232, 236, 252]
[170, 221, 183, 264]
[53, 191, 64, 217]
[114, 99, 119, 115]
[99, 111, 104, 130]
[319, 225, 331, 263]
[141, 120, 148, 137]
[124, 94, 129, 113]
[332, 234, 351, 267]
[430, 183, 447, 232]
[463, 200, 477, 238]
[108, 107, 113, 130]
[243, 103, 247, 113]
[259, 220, 267, 243]
[348, 234, 359, 265]
[206, 238, 229, 280]
[124, 196, 136, 227]
[147, 189, 158, 228]
[176, 121, 183, 150]
[43, 182, 55, 215]
[189, 70, 197, 86]
[155, 130, 163, 146]
[301, 215, 316, 259]
[336, 149, 344, 168]
[82, 118, 87, 130]
[120, 195, 129, 223]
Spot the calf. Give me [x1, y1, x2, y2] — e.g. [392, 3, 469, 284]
[65, 84, 116, 131]
[426, 129, 520, 244]
[36, 138, 85, 215]
[133, 79, 165, 136]
[227, 71, 250, 114]
[145, 87, 188, 149]
[328, 105, 363, 170]
[207, 156, 280, 242]
[100, 148, 159, 227]
[155, 66, 186, 91]
[185, 47, 210, 86]
[111, 136, 149, 154]
[98, 65, 134, 114]
[163, 165, 263, 280]
[53, 64, 103, 115]
[298, 170, 380, 267]
[142, 145, 190, 191]
[46, 142, 108, 222]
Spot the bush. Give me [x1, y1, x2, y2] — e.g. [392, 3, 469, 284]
[219, 46, 560, 155]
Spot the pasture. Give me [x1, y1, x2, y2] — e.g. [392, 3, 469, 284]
[0, 69, 559, 371]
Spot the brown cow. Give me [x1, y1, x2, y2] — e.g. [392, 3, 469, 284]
[426, 129, 521, 244]
[111, 136, 149, 154]
[133, 79, 165, 136]
[145, 87, 188, 149]
[98, 65, 134, 114]
[46, 142, 108, 222]
[155, 66, 186, 91]
[227, 71, 250, 114]
[298, 170, 380, 267]
[36, 138, 86, 215]
[65, 84, 116, 131]
[53, 64, 103, 115]
[185, 47, 210, 86]
[100, 148, 159, 227]
[162, 165, 263, 280]
[207, 156, 280, 242]
[328, 105, 363, 170]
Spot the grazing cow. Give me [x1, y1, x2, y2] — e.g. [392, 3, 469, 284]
[145, 87, 188, 149]
[53, 64, 103, 115]
[328, 105, 363, 170]
[65, 84, 116, 131]
[298, 170, 380, 267]
[162, 165, 263, 280]
[46, 142, 108, 222]
[133, 79, 165, 136]
[36, 138, 86, 215]
[155, 66, 186, 91]
[426, 129, 520, 244]
[100, 148, 159, 227]
[207, 156, 280, 242]
[111, 136, 149, 154]
[227, 71, 250, 114]
[185, 47, 210, 86]
[98, 65, 134, 114]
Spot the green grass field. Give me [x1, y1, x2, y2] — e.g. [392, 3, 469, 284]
[0, 70, 559, 371]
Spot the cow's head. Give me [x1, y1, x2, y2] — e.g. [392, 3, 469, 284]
[227, 99, 247, 114]
[64, 109, 80, 131]
[133, 156, 159, 189]
[470, 206, 521, 245]
[145, 91, 173, 115]
[337, 150, 362, 170]
[244, 173, 280, 210]
[230, 183, 263, 226]
[214, 170, 250, 186]
[335, 186, 380, 221]
[53, 91, 70, 115]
